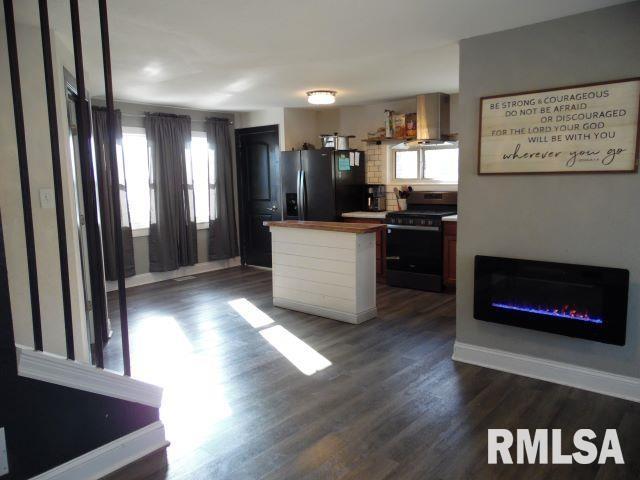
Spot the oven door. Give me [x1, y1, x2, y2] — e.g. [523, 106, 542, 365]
[386, 224, 443, 275]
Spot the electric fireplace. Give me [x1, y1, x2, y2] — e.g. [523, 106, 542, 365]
[474, 256, 628, 345]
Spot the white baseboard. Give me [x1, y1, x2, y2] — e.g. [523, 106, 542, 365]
[106, 257, 241, 291]
[273, 297, 376, 324]
[452, 341, 640, 403]
[16, 346, 163, 408]
[30, 421, 169, 480]
[247, 265, 272, 271]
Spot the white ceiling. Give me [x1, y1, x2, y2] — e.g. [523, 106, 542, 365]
[14, 0, 627, 111]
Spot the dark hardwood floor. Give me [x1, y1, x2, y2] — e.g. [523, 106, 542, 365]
[104, 267, 639, 480]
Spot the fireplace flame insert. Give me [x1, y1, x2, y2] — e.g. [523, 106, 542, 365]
[474, 256, 628, 345]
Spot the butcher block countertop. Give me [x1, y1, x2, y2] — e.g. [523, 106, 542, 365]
[341, 211, 389, 220]
[264, 220, 385, 234]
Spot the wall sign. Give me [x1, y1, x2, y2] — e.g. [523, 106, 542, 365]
[478, 78, 640, 174]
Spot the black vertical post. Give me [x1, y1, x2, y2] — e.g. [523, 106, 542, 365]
[0, 210, 18, 377]
[3, 0, 43, 351]
[0, 211, 18, 479]
[98, 0, 131, 376]
[38, 0, 75, 360]
[69, 0, 105, 368]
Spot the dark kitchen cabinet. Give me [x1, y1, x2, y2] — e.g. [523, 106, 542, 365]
[443, 221, 457, 289]
[341, 218, 386, 280]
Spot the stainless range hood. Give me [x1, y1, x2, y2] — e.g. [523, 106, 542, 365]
[395, 93, 453, 148]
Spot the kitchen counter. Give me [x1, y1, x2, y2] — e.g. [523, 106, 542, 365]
[264, 220, 385, 234]
[442, 214, 458, 222]
[341, 211, 389, 220]
[265, 221, 378, 324]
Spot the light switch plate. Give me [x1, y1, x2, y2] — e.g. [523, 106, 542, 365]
[39, 188, 55, 209]
[0, 427, 8, 475]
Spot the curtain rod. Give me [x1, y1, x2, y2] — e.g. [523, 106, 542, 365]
[120, 112, 233, 124]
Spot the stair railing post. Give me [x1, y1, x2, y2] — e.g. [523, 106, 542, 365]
[2, 0, 43, 351]
[38, 0, 75, 360]
[69, 0, 106, 368]
[98, 0, 131, 376]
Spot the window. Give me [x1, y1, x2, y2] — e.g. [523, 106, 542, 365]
[391, 144, 458, 184]
[121, 127, 150, 230]
[422, 147, 458, 183]
[122, 128, 211, 231]
[394, 150, 420, 179]
[190, 132, 210, 224]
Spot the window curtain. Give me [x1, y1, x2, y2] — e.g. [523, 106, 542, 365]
[145, 113, 197, 271]
[91, 106, 136, 280]
[206, 117, 238, 260]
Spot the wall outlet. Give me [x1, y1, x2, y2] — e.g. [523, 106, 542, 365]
[39, 188, 55, 209]
[0, 427, 8, 475]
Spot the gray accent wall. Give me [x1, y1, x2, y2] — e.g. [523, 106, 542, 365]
[456, 2, 640, 377]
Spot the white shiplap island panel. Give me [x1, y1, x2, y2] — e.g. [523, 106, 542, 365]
[266, 221, 382, 324]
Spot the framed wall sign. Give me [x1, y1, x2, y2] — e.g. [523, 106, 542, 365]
[478, 78, 640, 174]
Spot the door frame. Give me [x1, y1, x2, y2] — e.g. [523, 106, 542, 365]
[235, 124, 280, 266]
[64, 69, 110, 364]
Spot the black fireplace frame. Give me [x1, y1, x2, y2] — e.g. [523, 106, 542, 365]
[474, 255, 629, 346]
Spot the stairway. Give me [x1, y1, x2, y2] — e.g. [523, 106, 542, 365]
[2, 347, 166, 480]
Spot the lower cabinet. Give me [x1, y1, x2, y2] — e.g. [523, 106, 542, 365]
[443, 221, 457, 289]
[341, 218, 386, 280]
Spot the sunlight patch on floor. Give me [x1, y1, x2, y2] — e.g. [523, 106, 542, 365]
[126, 315, 232, 452]
[229, 298, 275, 328]
[228, 298, 332, 376]
[260, 325, 332, 375]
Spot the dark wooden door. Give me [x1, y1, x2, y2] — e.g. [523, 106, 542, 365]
[236, 125, 280, 267]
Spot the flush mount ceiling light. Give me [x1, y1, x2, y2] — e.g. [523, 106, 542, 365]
[306, 90, 336, 105]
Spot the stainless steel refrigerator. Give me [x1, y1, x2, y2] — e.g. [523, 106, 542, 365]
[281, 148, 366, 221]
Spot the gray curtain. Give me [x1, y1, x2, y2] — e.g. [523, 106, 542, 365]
[145, 113, 197, 272]
[206, 117, 238, 260]
[91, 107, 135, 280]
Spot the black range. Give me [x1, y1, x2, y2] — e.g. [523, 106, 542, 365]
[385, 192, 457, 292]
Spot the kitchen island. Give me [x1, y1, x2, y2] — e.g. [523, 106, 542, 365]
[341, 211, 389, 279]
[263, 221, 385, 324]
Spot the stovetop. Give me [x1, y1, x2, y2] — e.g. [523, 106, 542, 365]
[387, 209, 457, 218]
[386, 207, 457, 228]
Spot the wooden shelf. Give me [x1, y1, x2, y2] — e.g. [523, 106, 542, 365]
[361, 133, 459, 144]
[361, 137, 416, 144]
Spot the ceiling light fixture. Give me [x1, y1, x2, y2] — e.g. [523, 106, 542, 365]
[306, 90, 336, 105]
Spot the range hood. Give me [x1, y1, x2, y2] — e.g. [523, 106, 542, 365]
[395, 93, 453, 149]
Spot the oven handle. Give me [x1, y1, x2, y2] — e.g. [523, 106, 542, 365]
[386, 224, 440, 232]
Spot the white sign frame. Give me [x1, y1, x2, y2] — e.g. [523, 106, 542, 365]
[478, 78, 640, 175]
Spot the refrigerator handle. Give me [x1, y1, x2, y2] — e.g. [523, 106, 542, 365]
[296, 169, 303, 220]
[299, 169, 306, 220]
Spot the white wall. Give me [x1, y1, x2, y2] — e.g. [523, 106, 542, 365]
[0, 23, 89, 361]
[456, 2, 640, 377]
[283, 108, 319, 151]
